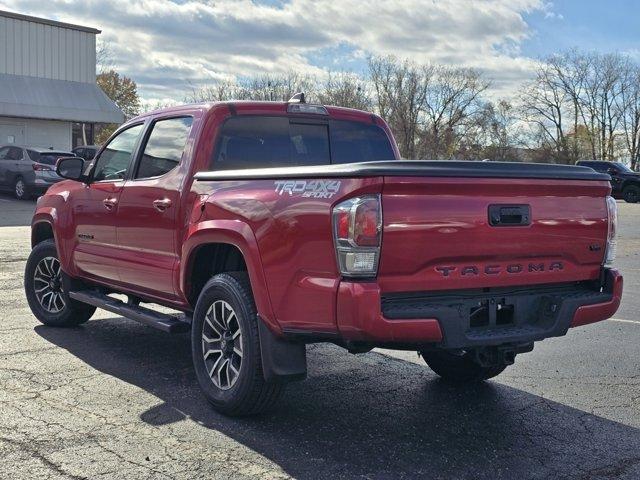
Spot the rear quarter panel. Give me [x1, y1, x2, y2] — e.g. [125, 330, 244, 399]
[197, 177, 383, 333]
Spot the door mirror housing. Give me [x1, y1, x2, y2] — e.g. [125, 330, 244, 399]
[607, 167, 618, 175]
[56, 157, 86, 181]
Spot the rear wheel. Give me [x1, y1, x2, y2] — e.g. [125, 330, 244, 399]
[420, 349, 507, 383]
[14, 177, 29, 200]
[191, 272, 284, 416]
[623, 185, 640, 203]
[24, 239, 96, 327]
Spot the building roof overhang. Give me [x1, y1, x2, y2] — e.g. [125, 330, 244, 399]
[0, 74, 125, 124]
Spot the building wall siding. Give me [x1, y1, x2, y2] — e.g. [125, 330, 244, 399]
[0, 116, 72, 150]
[0, 15, 95, 83]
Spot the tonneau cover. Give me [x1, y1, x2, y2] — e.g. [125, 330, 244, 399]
[195, 160, 609, 182]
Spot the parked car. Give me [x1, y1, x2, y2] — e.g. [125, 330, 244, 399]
[72, 145, 100, 161]
[576, 160, 640, 203]
[0, 146, 75, 199]
[25, 98, 622, 416]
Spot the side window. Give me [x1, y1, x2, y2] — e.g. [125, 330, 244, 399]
[93, 124, 144, 182]
[135, 117, 193, 179]
[0, 147, 10, 160]
[7, 147, 23, 160]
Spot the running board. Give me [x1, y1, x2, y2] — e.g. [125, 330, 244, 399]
[69, 290, 190, 333]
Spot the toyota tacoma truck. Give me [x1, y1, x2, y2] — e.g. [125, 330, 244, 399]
[24, 96, 623, 416]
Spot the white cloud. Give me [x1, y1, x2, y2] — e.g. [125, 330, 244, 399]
[0, 0, 548, 102]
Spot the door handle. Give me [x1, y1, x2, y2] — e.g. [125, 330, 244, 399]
[488, 204, 531, 226]
[153, 198, 172, 212]
[103, 197, 118, 210]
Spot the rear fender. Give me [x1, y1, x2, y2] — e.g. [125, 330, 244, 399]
[181, 219, 279, 333]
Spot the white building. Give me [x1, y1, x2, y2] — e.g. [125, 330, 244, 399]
[0, 10, 123, 150]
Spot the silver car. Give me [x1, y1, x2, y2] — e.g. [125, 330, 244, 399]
[0, 146, 75, 200]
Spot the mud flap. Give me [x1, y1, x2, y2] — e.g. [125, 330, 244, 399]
[257, 318, 307, 383]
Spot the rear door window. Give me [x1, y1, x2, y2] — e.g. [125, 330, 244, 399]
[212, 116, 394, 170]
[6, 147, 23, 160]
[134, 117, 193, 179]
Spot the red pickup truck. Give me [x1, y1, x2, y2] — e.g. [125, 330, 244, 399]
[25, 97, 623, 416]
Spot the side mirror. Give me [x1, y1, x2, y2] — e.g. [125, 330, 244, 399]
[56, 157, 86, 181]
[607, 168, 618, 175]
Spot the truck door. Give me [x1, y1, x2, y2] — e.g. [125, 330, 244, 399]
[69, 123, 145, 284]
[115, 116, 194, 299]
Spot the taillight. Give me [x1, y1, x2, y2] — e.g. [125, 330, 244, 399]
[32, 163, 51, 171]
[605, 196, 617, 265]
[332, 195, 382, 277]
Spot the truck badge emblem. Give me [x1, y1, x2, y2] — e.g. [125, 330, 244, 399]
[274, 180, 341, 198]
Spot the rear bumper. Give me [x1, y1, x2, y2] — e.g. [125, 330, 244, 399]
[336, 268, 622, 348]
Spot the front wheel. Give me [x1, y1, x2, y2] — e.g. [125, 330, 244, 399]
[420, 349, 507, 383]
[24, 239, 96, 327]
[191, 272, 284, 416]
[623, 185, 640, 203]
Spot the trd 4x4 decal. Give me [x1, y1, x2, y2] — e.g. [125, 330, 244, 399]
[274, 180, 341, 198]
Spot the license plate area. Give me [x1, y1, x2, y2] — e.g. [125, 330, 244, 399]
[469, 298, 515, 328]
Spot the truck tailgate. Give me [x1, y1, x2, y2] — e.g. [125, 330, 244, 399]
[378, 176, 611, 293]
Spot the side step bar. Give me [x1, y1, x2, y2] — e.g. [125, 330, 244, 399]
[69, 290, 190, 333]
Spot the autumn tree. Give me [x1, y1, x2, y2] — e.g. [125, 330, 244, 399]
[96, 70, 141, 144]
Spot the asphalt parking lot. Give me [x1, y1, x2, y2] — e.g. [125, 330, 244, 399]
[1, 194, 639, 480]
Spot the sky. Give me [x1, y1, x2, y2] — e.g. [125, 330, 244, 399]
[0, 0, 638, 107]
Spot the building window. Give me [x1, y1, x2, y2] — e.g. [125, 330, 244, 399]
[72, 123, 95, 148]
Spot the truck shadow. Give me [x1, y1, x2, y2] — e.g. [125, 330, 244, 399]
[36, 318, 640, 479]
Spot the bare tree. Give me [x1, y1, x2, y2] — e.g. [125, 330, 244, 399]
[185, 80, 247, 103]
[473, 100, 524, 161]
[96, 39, 115, 74]
[420, 66, 489, 159]
[368, 56, 430, 158]
[520, 50, 631, 164]
[317, 72, 372, 110]
[520, 60, 573, 163]
[186, 73, 317, 104]
[620, 64, 640, 170]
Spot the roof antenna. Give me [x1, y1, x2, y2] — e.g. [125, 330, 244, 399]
[288, 92, 306, 104]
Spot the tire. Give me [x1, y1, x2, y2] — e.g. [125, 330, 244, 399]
[191, 272, 284, 416]
[420, 349, 507, 383]
[24, 239, 96, 327]
[622, 185, 640, 203]
[14, 177, 29, 200]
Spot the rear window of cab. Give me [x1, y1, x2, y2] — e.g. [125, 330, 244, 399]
[27, 150, 72, 165]
[212, 116, 395, 170]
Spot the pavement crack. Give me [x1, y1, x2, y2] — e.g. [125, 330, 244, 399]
[0, 435, 88, 480]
